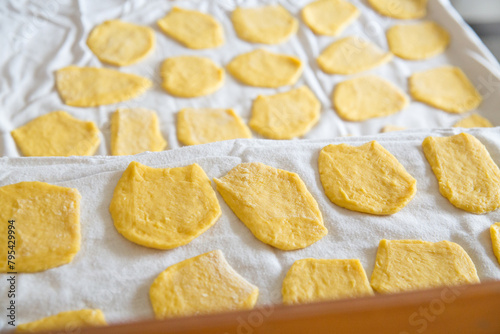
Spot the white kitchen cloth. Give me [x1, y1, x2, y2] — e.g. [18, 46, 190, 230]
[1, 0, 500, 157]
[1, 127, 500, 329]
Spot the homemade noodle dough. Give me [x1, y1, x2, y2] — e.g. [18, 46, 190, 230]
[368, 0, 428, 19]
[454, 114, 493, 128]
[302, 0, 359, 36]
[17, 309, 107, 333]
[491, 223, 500, 265]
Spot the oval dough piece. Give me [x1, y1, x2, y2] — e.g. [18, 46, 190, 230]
[110, 162, 221, 249]
[317, 36, 392, 75]
[150, 250, 259, 318]
[111, 108, 167, 156]
[157, 7, 224, 49]
[214, 163, 327, 250]
[17, 309, 107, 333]
[160, 56, 224, 98]
[0, 182, 81, 273]
[371, 240, 480, 294]
[227, 49, 302, 88]
[282, 259, 373, 305]
[387, 21, 450, 60]
[381, 125, 406, 133]
[491, 223, 500, 265]
[319, 141, 416, 215]
[368, 0, 428, 19]
[454, 114, 493, 128]
[11, 111, 100, 157]
[232, 5, 298, 44]
[56, 66, 152, 107]
[249, 86, 320, 139]
[87, 20, 154, 66]
[177, 108, 251, 146]
[409, 66, 482, 113]
[302, 0, 360, 36]
[333, 76, 408, 121]
[422, 133, 500, 214]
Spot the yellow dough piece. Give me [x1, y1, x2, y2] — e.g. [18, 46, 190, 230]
[249, 86, 320, 139]
[491, 223, 500, 264]
[319, 141, 416, 215]
[410, 67, 482, 113]
[422, 133, 500, 214]
[381, 125, 406, 133]
[111, 108, 167, 156]
[282, 259, 374, 305]
[368, 0, 428, 19]
[387, 21, 450, 60]
[110, 162, 221, 249]
[11, 111, 100, 157]
[177, 108, 251, 146]
[0, 182, 80, 273]
[232, 5, 298, 44]
[215, 163, 327, 250]
[56, 66, 151, 107]
[454, 114, 493, 128]
[150, 250, 259, 318]
[227, 49, 302, 88]
[17, 309, 107, 333]
[160, 56, 224, 98]
[87, 20, 154, 66]
[157, 7, 224, 49]
[317, 36, 392, 75]
[302, 0, 360, 36]
[371, 240, 480, 294]
[333, 76, 408, 121]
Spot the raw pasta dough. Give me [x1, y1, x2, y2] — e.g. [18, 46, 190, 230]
[368, 0, 428, 19]
[11, 111, 100, 157]
[150, 250, 258, 318]
[110, 162, 221, 249]
[491, 223, 500, 264]
[215, 163, 327, 250]
[17, 309, 106, 333]
[302, 0, 359, 36]
[454, 114, 493, 128]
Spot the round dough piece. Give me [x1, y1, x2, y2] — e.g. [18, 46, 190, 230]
[160, 56, 224, 98]
[11, 111, 100, 157]
[409, 66, 482, 113]
[157, 7, 224, 49]
[491, 223, 500, 265]
[215, 163, 327, 250]
[232, 5, 298, 44]
[0, 182, 81, 273]
[150, 250, 259, 318]
[302, 0, 360, 36]
[319, 141, 417, 215]
[453, 114, 493, 128]
[387, 21, 450, 60]
[333, 76, 408, 121]
[227, 49, 302, 88]
[87, 20, 155, 66]
[109, 162, 221, 249]
[17, 309, 107, 333]
[177, 108, 251, 146]
[317, 36, 392, 75]
[249, 86, 320, 139]
[368, 0, 428, 19]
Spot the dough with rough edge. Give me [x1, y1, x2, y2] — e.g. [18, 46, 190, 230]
[157, 7, 224, 49]
[381, 125, 406, 133]
[110, 162, 221, 249]
[368, 0, 428, 19]
[333, 76, 408, 121]
[387, 21, 450, 60]
[160, 56, 224, 98]
[11, 111, 100, 157]
[111, 108, 167, 156]
[150, 250, 259, 318]
[232, 5, 298, 44]
[409, 66, 482, 113]
[454, 114, 493, 128]
[423, 133, 500, 214]
[371, 240, 480, 294]
[282, 259, 374, 305]
[302, 0, 360, 36]
[17, 309, 107, 333]
[319, 141, 416, 215]
[56, 66, 151, 107]
[177, 108, 251, 146]
[214, 162, 327, 250]
[249, 86, 320, 139]
[87, 20, 155, 66]
[317, 36, 392, 75]
[491, 223, 500, 265]
[0, 182, 81, 273]
[227, 49, 302, 88]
